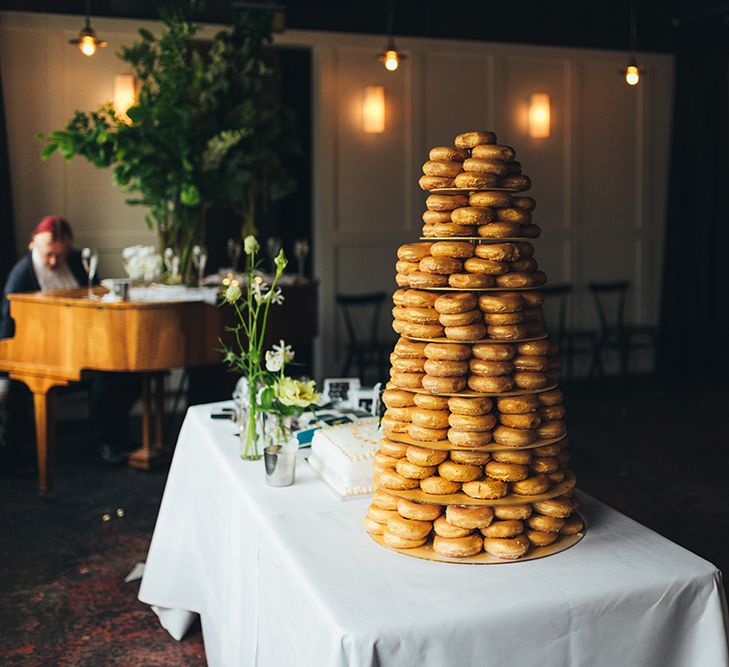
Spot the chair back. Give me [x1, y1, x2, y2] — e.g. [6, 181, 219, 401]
[541, 283, 572, 342]
[588, 281, 629, 334]
[335, 292, 386, 347]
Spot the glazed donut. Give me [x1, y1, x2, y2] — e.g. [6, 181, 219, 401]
[434, 292, 478, 314]
[420, 476, 462, 495]
[511, 474, 551, 496]
[373, 454, 398, 473]
[446, 505, 494, 529]
[433, 515, 473, 538]
[463, 157, 509, 176]
[363, 516, 385, 535]
[461, 478, 508, 499]
[392, 289, 409, 306]
[514, 243, 535, 259]
[538, 389, 564, 406]
[438, 460, 483, 482]
[471, 144, 516, 161]
[470, 191, 512, 208]
[382, 529, 427, 549]
[497, 207, 532, 224]
[393, 306, 440, 325]
[398, 243, 432, 262]
[423, 209, 453, 224]
[513, 371, 548, 390]
[423, 358, 469, 377]
[463, 257, 509, 275]
[400, 290, 439, 309]
[526, 530, 558, 547]
[388, 371, 424, 390]
[433, 534, 483, 557]
[467, 375, 514, 393]
[448, 273, 495, 288]
[424, 342, 471, 361]
[394, 338, 428, 358]
[441, 310, 482, 327]
[494, 504, 532, 520]
[410, 407, 450, 429]
[421, 375, 467, 393]
[419, 175, 455, 191]
[422, 159, 463, 178]
[372, 489, 400, 510]
[497, 394, 540, 413]
[513, 355, 549, 372]
[485, 460, 529, 482]
[380, 470, 419, 491]
[469, 358, 513, 376]
[381, 415, 410, 434]
[448, 396, 493, 415]
[451, 206, 494, 225]
[397, 497, 443, 522]
[399, 322, 445, 339]
[407, 272, 449, 288]
[537, 420, 566, 439]
[499, 174, 531, 191]
[492, 425, 536, 447]
[510, 257, 538, 273]
[395, 273, 411, 287]
[471, 343, 515, 361]
[379, 438, 409, 458]
[419, 256, 463, 275]
[430, 241, 476, 259]
[447, 429, 493, 447]
[474, 243, 520, 262]
[487, 324, 530, 341]
[429, 146, 467, 162]
[387, 514, 433, 541]
[519, 224, 542, 238]
[491, 449, 533, 465]
[483, 534, 530, 560]
[533, 498, 572, 518]
[406, 445, 448, 467]
[426, 194, 468, 211]
[395, 260, 420, 275]
[382, 389, 416, 408]
[431, 223, 476, 237]
[494, 272, 537, 288]
[455, 130, 496, 148]
[512, 196, 536, 211]
[478, 293, 524, 313]
[383, 405, 413, 423]
[455, 167, 500, 188]
[450, 450, 491, 465]
[481, 520, 524, 538]
[483, 312, 525, 326]
[539, 404, 566, 421]
[390, 357, 426, 375]
[500, 412, 541, 430]
[560, 515, 585, 535]
[449, 413, 497, 432]
[396, 458, 437, 480]
[445, 323, 487, 342]
[407, 424, 448, 443]
[547, 469, 566, 485]
[412, 393, 450, 410]
[477, 222, 522, 238]
[532, 443, 563, 457]
[367, 505, 398, 525]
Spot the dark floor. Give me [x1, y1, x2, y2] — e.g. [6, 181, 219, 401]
[0, 376, 727, 665]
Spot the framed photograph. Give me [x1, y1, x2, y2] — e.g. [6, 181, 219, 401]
[321, 378, 361, 409]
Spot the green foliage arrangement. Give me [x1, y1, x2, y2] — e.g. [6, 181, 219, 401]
[37, 7, 297, 282]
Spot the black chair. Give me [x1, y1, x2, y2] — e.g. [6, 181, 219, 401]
[336, 292, 390, 383]
[588, 281, 658, 377]
[541, 283, 597, 380]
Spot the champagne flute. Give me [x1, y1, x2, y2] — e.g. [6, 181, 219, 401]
[192, 245, 208, 288]
[266, 237, 282, 275]
[81, 247, 98, 299]
[227, 238, 242, 272]
[294, 238, 309, 279]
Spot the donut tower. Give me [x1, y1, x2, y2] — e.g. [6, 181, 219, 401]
[364, 130, 585, 563]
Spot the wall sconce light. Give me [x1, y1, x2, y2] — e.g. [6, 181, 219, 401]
[68, 0, 107, 56]
[528, 93, 551, 139]
[114, 74, 137, 123]
[362, 85, 385, 134]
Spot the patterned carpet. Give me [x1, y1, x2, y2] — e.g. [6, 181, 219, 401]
[1, 376, 726, 665]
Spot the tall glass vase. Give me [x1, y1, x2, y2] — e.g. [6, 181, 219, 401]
[238, 378, 263, 460]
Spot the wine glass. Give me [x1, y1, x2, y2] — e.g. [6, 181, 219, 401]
[192, 245, 208, 288]
[227, 238, 242, 272]
[294, 238, 310, 279]
[81, 247, 98, 299]
[266, 237, 282, 274]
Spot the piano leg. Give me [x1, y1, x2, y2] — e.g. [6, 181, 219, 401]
[128, 372, 171, 470]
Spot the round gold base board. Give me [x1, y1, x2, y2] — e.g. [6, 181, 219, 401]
[411, 285, 543, 292]
[402, 333, 547, 345]
[429, 187, 522, 195]
[368, 519, 585, 565]
[384, 432, 566, 453]
[419, 237, 537, 243]
[379, 473, 576, 507]
[394, 383, 558, 399]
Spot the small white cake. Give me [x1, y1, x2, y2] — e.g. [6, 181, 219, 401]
[308, 417, 381, 498]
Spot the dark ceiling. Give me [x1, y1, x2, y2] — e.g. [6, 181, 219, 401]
[1, 0, 728, 53]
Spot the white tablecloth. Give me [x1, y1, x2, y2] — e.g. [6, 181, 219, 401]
[139, 403, 729, 667]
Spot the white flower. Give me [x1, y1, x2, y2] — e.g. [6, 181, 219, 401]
[265, 350, 284, 372]
[224, 283, 241, 303]
[272, 339, 295, 364]
[269, 288, 284, 305]
[244, 235, 259, 255]
[122, 245, 160, 282]
[251, 280, 270, 304]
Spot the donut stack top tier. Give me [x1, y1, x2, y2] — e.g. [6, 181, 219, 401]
[364, 130, 582, 563]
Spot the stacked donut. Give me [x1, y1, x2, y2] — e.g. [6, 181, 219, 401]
[365, 489, 584, 559]
[365, 129, 582, 561]
[396, 241, 546, 290]
[388, 338, 561, 396]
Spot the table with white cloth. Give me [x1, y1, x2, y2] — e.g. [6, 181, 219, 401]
[139, 402, 729, 667]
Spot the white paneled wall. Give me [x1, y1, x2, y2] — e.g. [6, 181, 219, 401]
[0, 13, 673, 380]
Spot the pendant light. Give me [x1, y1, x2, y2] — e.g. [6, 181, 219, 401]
[69, 0, 108, 57]
[623, 1, 642, 85]
[376, 0, 406, 72]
